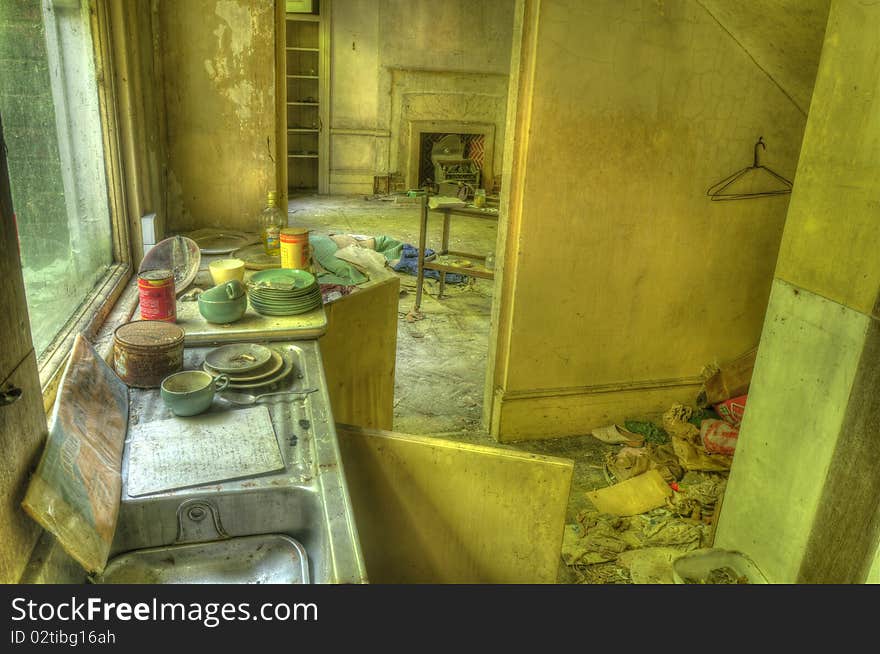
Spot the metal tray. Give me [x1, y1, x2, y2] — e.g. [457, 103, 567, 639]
[94, 534, 309, 584]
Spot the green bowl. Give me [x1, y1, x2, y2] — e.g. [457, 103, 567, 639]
[198, 292, 248, 324]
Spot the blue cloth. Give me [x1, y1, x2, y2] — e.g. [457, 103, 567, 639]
[392, 244, 468, 284]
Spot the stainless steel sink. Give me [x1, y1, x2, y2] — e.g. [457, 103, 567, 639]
[103, 340, 366, 584]
[97, 534, 309, 584]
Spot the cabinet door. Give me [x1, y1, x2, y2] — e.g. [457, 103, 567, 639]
[337, 424, 574, 583]
[0, 115, 49, 583]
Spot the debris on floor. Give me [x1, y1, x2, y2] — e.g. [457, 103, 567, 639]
[590, 423, 644, 446]
[606, 443, 682, 483]
[392, 243, 469, 284]
[713, 394, 748, 427]
[616, 547, 681, 584]
[671, 547, 768, 584]
[586, 470, 672, 516]
[562, 507, 708, 568]
[623, 419, 669, 444]
[564, 400, 734, 584]
[700, 418, 739, 455]
[697, 347, 757, 407]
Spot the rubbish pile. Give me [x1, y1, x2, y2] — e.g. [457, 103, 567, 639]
[564, 349, 757, 583]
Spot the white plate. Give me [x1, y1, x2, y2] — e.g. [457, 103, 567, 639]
[139, 236, 201, 294]
[185, 229, 258, 254]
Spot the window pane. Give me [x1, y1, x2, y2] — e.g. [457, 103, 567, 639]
[0, 0, 113, 356]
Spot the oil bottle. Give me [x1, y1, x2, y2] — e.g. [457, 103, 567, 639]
[260, 191, 285, 256]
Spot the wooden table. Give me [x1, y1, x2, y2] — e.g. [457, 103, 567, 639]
[414, 197, 499, 312]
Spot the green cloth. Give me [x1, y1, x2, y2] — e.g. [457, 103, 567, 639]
[373, 235, 405, 262]
[309, 235, 367, 286]
[308, 234, 408, 285]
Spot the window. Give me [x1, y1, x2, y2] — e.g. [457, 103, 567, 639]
[0, 0, 115, 357]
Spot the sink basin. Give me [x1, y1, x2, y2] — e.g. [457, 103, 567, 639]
[103, 341, 366, 584]
[96, 534, 309, 584]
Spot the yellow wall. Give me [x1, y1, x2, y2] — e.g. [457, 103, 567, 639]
[159, 0, 276, 232]
[489, 0, 824, 441]
[716, 0, 880, 583]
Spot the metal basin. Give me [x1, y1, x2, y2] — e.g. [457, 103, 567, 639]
[96, 534, 309, 584]
[103, 340, 366, 584]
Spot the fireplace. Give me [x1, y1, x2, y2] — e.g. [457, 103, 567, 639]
[418, 133, 485, 189]
[405, 120, 495, 192]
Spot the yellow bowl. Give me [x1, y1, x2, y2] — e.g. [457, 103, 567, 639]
[209, 258, 245, 285]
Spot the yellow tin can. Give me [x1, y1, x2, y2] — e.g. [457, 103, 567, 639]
[280, 228, 310, 270]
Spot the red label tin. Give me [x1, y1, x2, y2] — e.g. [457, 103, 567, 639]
[138, 269, 176, 322]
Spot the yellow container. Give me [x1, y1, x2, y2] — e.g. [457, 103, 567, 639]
[208, 258, 245, 285]
[280, 228, 310, 270]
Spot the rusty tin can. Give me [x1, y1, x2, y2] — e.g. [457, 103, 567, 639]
[280, 228, 310, 270]
[138, 269, 176, 322]
[113, 320, 185, 388]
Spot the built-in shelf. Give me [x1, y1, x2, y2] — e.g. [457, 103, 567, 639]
[285, 9, 325, 194]
[286, 13, 319, 22]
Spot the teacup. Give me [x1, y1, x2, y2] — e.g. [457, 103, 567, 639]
[209, 258, 245, 285]
[160, 370, 229, 416]
[198, 280, 247, 324]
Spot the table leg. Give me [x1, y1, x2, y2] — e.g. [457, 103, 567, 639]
[414, 196, 429, 312]
[439, 211, 450, 298]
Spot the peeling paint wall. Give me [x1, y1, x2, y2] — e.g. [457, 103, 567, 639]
[329, 0, 516, 194]
[489, 0, 826, 441]
[159, 0, 276, 231]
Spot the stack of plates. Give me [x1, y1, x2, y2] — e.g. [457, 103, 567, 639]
[247, 269, 322, 316]
[202, 343, 293, 390]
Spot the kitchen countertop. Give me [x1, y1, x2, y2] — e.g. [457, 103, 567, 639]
[137, 259, 328, 345]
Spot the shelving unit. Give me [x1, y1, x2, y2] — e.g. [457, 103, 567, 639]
[284, 6, 329, 194]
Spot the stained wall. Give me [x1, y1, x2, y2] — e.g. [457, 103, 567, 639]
[159, 0, 276, 231]
[488, 0, 829, 440]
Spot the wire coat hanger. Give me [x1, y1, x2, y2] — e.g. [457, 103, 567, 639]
[707, 137, 793, 200]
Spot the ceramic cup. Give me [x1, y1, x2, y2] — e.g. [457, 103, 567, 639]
[160, 370, 229, 417]
[209, 258, 245, 285]
[198, 280, 248, 324]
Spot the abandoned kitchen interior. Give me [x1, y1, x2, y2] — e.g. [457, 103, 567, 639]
[0, 0, 877, 585]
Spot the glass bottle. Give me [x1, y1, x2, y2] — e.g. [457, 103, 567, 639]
[474, 188, 487, 208]
[260, 191, 285, 256]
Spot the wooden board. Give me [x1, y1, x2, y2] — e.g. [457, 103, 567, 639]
[319, 277, 399, 430]
[166, 298, 327, 344]
[0, 352, 48, 583]
[336, 424, 574, 583]
[0, 118, 49, 583]
[22, 335, 128, 574]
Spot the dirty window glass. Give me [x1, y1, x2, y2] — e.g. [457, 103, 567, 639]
[0, 0, 113, 356]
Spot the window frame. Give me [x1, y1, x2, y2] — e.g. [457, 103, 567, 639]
[34, 0, 134, 403]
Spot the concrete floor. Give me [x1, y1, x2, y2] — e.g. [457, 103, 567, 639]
[290, 194, 623, 584]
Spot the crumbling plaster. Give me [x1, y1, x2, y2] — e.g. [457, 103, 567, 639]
[160, 0, 276, 232]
